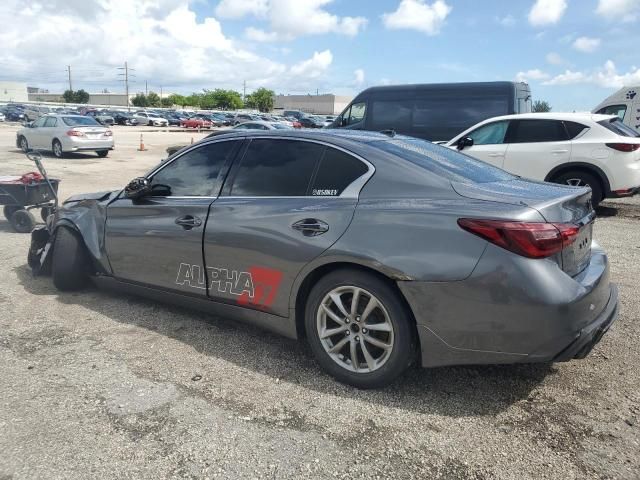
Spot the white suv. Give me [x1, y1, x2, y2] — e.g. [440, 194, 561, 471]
[447, 113, 640, 206]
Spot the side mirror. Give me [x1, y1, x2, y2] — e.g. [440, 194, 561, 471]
[26, 121, 34, 128]
[124, 177, 151, 199]
[457, 136, 474, 150]
[340, 116, 348, 127]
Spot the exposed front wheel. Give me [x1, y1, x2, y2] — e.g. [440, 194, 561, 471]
[52, 227, 90, 291]
[10, 209, 36, 233]
[19, 136, 29, 152]
[52, 139, 64, 158]
[552, 171, 603, 208]
[4, 205, 21, 221]
[305, 269, 416, 389]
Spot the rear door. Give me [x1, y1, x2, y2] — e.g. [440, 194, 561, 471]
[104, 139, 241, 295]
[503, 119, 571, 180]
[456, 120, 509, 167]
[203, 138, 372, 317]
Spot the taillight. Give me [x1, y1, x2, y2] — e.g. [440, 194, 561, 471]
[66, 129, 84, 137]
[104, 130, 113, 136]
[605, 143, 640, 152]
[458, 219, 580, 259]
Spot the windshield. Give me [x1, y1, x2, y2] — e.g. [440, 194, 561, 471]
[62, 116, 101, 126]
[372, 137, 516, 184]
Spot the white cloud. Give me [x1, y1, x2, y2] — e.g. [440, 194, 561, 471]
[596, 0, 640, 21]
[0, 0, 333, 93]
[528, 0, 567, 26]
[290, 50, 333, 78]
[515, 69, 551, 82]
[543, 60, 640, 87]
[235, 0, 366, 41]
[546, 52, 565, 65]
[382, 0, 452, 35]
[497, 14, 516, 26]
[572, 36, 601, 52]
[353, 68, 365, 87]
[215, 0, 269, 19]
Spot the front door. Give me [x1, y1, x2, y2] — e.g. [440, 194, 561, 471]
[28, 116, 47, 148]
[203, 138, 372, 317]
[458, 120, 509, 167]
[104, 139, 241, 295]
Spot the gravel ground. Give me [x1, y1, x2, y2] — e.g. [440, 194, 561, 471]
[0, 122, 638, 479]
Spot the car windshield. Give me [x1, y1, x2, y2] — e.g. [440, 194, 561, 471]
[372, 137, 516, 184]
[62, 116, 101, 126]
[598, 118, 640, 138]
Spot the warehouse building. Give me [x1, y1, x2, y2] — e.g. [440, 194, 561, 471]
[0, 82, 28, 102]
[274, 94, 352, 115]
[26, 91, 132, 107]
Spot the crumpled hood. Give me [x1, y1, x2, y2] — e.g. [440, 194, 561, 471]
[64, 190, 119, 204]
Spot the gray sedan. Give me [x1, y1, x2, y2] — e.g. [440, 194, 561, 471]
[28, 130, 617, 388]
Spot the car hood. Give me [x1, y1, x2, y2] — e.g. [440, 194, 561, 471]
[64, 190, 119, 204]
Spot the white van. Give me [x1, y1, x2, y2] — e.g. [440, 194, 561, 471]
[593, 86, 640, 132]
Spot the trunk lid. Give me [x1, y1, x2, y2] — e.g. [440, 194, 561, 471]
[452, 178, 595, 276]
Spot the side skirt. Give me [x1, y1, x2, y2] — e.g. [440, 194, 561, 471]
[92, 276, 299, 340]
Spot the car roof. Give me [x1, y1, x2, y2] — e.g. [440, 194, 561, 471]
[477, 112, 615, 123]
[209, 128, 396, 145]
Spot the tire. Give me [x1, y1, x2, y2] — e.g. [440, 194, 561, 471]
[305, 269, 416, 389]
[52, 139, 64, 159]
[4, 205, 22, 221]
[40, 207, 52, 222]
[148, 120, 153, 126]
[52, 227, 90, 291]
[10, 209, 36, 233]
[19, 136, 29, 153]
[552, 171, 603, 208]
[96, 150, 109, 158]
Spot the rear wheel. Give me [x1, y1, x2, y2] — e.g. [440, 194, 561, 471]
[10, 209, 36, 233]
[96, 150, 109, 158]
[3, 205, 21, 221]
[305, 269, 416, 389]
[552, 171, 603, 208]
[52, 139, 64, 159]
[19, 136, 29, 152]
[52, 227, 90, 291]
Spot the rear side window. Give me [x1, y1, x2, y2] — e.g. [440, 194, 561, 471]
[230, 139, 325, 196]
[598, 118, 640, 137]
[564, 121, 589, 139]
[373, 138, 515, 184]
[596, 104, 627, 121]
[150, 140, 238, 196]
[507, 120, 568, 143]
[311, 148, 368, 196]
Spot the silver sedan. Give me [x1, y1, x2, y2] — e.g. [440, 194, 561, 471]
[16, 114, 114, 158]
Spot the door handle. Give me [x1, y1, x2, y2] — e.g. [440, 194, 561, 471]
[175, 215, 203, 230]
[291, 218, 329, 237]
[552, 149, 569, 154]
[487, 153, 505, 157]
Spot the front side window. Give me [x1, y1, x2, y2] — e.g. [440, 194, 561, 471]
[506, 120, 568, 143]
[229, 139, 324, 196]
[597, 104, 627, 121]
[33, 117, 47, 127]
[347, 102, 366, 125]
[43, 117, 57, 127]
[150, 140, 238, 197]
[466, 121, 509, 145]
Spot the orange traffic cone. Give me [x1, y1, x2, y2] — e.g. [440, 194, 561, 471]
[137, 133, 147, 151]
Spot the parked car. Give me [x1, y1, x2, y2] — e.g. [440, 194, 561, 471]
[232, 113, 260, 125]
[446, 113, 640, 207]
[85, 109, 115, 126]
[593, 85, 640, 133]
[16, 114, 114, 158]
[24, 105, 53, 122]
[232, 121, 293, 131]
[29, 130, 617, 388]
[133, 111, 169, 127]
[1, 107, 26, 122]
[330, 81, 532, 142]
[282, 110, 307, 120]
[0, 112, 5, 122]
[298, 116, 325, 128]
[107, 111, 139, 126]
[180, 116, 212, 129]
[160, 112, 182, 126]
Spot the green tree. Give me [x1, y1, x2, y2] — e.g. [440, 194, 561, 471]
[185, 93, 201, 108]
[147, 91, 161, 107]
[62, 89, 90, 103]
[161, 97, 173, 108]
[167, 94, 186, 107]
[132, 93, 148, 107]
[75, 89, 89, 103]
[532, 100, 552, 113]
[63, 90, 75, 103]
[198, 89, 243, 110]
[245, 87, 275, 112]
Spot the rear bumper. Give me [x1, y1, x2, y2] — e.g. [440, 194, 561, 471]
[399, 243, 617, 368]
[63, 137, 114, 152]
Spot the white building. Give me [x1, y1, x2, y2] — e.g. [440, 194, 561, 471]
[274, 94, 352, 115]
[0, 82, 28, 102]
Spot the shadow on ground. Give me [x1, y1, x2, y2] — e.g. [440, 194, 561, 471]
[14, 263, 553, 418]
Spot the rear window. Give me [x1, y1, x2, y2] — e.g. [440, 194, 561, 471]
[62, 116, 100, 126]
[598, 118, 640, 138]
[373, 137, 515, 184]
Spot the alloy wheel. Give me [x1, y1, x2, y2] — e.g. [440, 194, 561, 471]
[316, 286, 394, 373]
[565, 178, 589, 187]
[53, 141, 62, 158]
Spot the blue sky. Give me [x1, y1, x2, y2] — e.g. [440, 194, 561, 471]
[1, 0, 639, 111]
